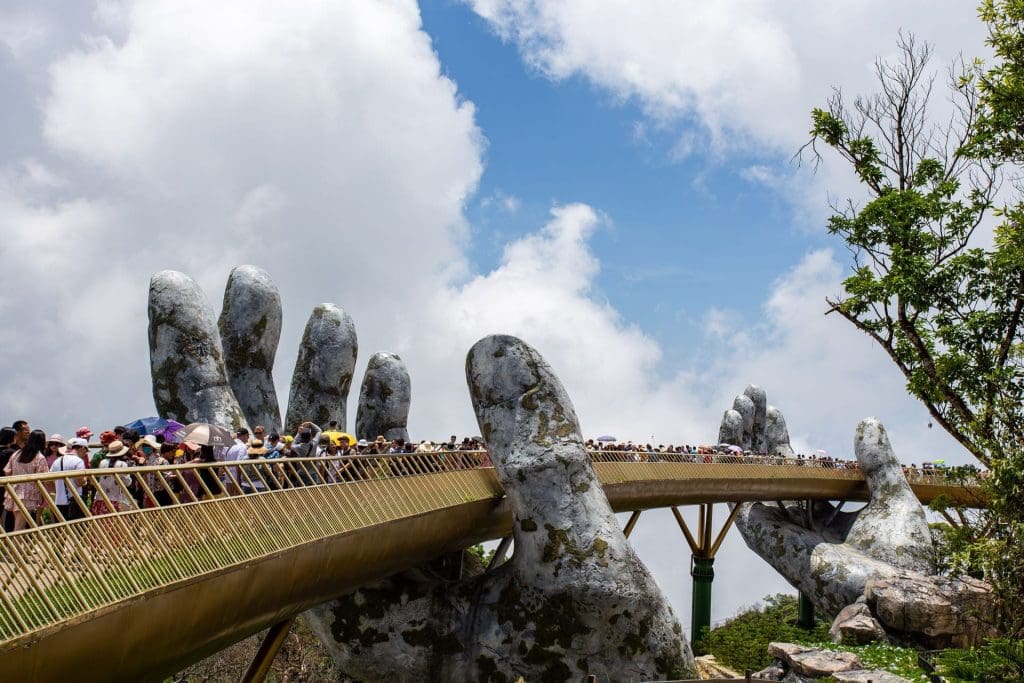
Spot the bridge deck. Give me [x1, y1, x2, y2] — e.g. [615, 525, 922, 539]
[0, 453, 981, 682]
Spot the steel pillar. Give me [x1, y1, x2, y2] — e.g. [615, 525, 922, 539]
[690, 556, 715, 646]
[239, 616, 295, 683]
[797, 591, 815, 630]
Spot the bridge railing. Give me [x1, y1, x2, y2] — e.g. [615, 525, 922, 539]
[0, 452, 500, 645]
[0, 448, 974, 646]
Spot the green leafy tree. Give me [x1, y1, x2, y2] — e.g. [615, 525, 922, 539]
[801, 9, 1024, 636]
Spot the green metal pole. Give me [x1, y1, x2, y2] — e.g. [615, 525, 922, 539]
[797, 591, 815, 630]
[690, 556, 715, 649]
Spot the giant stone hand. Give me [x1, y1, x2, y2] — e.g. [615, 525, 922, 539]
[724, 388, 992, 647]
[148, 269, 694, 680]
[303, 335, 695, 682]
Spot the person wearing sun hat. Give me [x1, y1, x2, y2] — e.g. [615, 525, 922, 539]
[49, 438, 88, 520]
[91, 440, 133, 515]
[240, 439, 270, 494]
[91, 430, 118, 468]
[135, 435, 171, 507]
[75, 426, 94, 442]
[44, 434, 67, 468]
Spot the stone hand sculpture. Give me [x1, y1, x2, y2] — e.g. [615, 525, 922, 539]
[148, 267, 398, 436]
[724, 387, 992, 648]
[303, 335, 696, 682]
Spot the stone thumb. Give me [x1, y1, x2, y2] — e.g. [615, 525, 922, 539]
[466, 335, 628, 582]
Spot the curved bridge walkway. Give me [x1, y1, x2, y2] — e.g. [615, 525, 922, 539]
[0, 451, 981, 682]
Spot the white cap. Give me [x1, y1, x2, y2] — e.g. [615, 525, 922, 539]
[67, 437, 89, 448]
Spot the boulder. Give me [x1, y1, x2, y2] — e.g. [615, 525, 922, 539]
[830, 600, 887, 645]
[768, 643, 862, 678]
[865, 571, 997, 648]
[355, 352, 411, 442]
[219, 265, 283, 433]
[148, 270, 246, 431]
[752, 661, 785, 680]
[285, 304, 358, 432]
[833, 671, 912, 683]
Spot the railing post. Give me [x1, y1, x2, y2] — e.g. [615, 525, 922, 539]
[797, 591, 815, 630]
[690, 555, 714, 650]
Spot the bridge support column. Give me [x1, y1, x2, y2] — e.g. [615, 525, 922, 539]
[240, 616, 295, 683]
[671, 503, 740, 651]
[797, 591, 815, 630]
[690, 556, 715, 646]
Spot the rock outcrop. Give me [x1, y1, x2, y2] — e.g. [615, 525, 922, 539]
[355, 352, 411, 442]
[219, 265, 283, 433]
[829, 599, 887, 645]
[284, 304, 358, 432]
[753, 643, 910, 683]
[148, 270, 246, 431]
[304, 335, 696, 682]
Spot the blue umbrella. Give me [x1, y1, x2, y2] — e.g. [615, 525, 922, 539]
[596, 435, 617, 442]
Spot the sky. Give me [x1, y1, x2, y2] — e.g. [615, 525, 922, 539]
[0, 1, 992, 631]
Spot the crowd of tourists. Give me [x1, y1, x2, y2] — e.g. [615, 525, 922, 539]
[0, 418, 967, 531]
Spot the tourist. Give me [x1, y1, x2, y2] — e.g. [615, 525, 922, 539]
[92, 440, 134, 515]
[137, 436, 171, 507]
[49, 437, 88, 521]
[0, 427, 16, 530]
[91, 430, 117, 468]
[291, 422, 321, 459]
[44, 434, 66, 468]
[241, 439, 269, 493]
[11, 420, 29, 450]
[3, 429, 50, 530]
[190, 445, 223, 499]
[75, 426, 94, 443]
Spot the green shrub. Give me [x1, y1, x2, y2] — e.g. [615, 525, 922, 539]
[937, 638, 1024, 682]
[701, 594, 829, 672]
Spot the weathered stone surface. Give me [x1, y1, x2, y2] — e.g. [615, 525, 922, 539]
[284, 304, 357, 432]
[744, 384, 767, 452]
[769, 642, 862, 677]
[830, 600, 887, 645]
[845, 419, 934, 573]
[219, 265, 282, 433]
[305, 335, 696, 682]
[866, 571, 997, 648]
[355, 352, 411, 442]
[734, 408, 940, 617]
[753, 662, 785, 680]
[718, 409, 743, 447]
[781, 672, 817, 683]
[833, 670, 912, 683]
[765, 406, 795, 457]
[148, 270, 246, 431]
[733, 394, 755, 450]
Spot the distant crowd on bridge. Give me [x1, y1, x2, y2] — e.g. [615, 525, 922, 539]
[0, 418, 978, 532]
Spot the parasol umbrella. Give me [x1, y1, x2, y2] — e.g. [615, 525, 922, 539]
[596, 435, 617, 442]
[727, 445, 743, 454]
[154, 419, 186, 441]
[329, 432, 356, 446]
[178, 423, 234, 448]
[813, 449, 828, 456]
[125, 416, 170, 436]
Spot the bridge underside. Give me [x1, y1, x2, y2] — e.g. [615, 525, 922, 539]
[0, 463, 977, 682]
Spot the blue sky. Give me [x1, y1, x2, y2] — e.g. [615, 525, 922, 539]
[0, 0, 990, 627]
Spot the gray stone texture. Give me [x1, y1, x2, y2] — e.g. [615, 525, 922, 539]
[219, 265, 283, 434]
[305, 335, 696, 682]
[355, 352, 411, 442]
[768, 643, 862, 678]
[732, 394, 755, 450]
[765, 406, 795, 457]
[148, 270, 247, 431]
[734, 418, 936, 616]
[865, 571, 996, 648]
[833, 671, 912, 683]
[718, 409, 743, 447]
[744, 384, 767, 452]
[830, 599, 888, 645]
[285, 304, 357, 432]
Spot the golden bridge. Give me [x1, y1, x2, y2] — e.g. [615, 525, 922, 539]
[0, 451, 981, 682]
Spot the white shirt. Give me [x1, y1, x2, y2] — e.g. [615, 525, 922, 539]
[98, 458, 133, 506]
[48, 454, 86, 505]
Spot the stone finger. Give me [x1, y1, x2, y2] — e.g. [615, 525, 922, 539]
[732, 394, 755, 451]
[284, 303, 358, 431]
[219, 265, 283, 433]
[465, 335, 630, 583]
[765, 406, 795, 457]
[355, 352, 411, 442]
[718, 409, 743, 447]
[845, 418, 934, 572]
[743, 385, 767, 453]
[148, 270, 246, 430]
